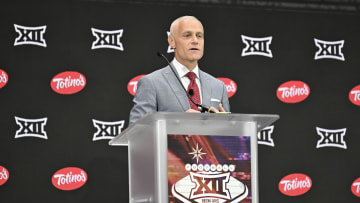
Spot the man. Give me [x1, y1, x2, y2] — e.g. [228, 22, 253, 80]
[129, 16, 230, 125]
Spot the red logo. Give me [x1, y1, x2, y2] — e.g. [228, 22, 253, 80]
[217, 77, 237, 98]
[351, 177, 360, 197]
[0, 166, 9, 186]
[52, 167, 87, 191]
[349, 85, 360, 106]
[277, 81, 310, 103]
[278, 173, 312, 196]
[127, 74, 146, 96]
[0, 69, 9, 89]
[51, 71, 86, 95]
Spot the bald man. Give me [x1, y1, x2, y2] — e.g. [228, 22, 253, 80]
[129, 16, 230, 125]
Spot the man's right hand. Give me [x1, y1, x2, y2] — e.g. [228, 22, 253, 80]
[185, 109, 200, 113]
[208, 103, 227, 113]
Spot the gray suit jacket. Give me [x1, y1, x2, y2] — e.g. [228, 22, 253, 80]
[129, 65, 230, 125]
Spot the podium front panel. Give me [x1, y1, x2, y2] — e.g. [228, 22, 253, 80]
[164, 120, 259, 203]
[168, 134, 251, 202]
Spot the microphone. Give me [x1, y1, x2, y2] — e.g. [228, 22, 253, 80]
[157, 52, 215, 113]
[188, 89, 194, 96]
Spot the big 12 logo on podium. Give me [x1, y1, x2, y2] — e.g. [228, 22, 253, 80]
[168, 134, 251, 203]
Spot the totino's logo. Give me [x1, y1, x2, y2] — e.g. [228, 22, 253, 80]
[277, 81, 310, 103]
[351, 177, 360, 198]
[127, 74, 146, 96]
[92, 119, 125, 141]
[172, 143, 248, 203]
[51, 71, 86, 95]
[14, 24, 47, 47]
[167, 31, 174, 53]
[15, 116, 48, 139]
[52, 167, 87, 191]
[0, 166, 9, 186]
[0, 69, 8, 88]
[279, 173, 312, 196]
[349, 85, 360, 106]
[316, 127, 347, 149]
[91, 28, 124, 51]
[217, 77, 237, 98]
[314, 38, 344, 61]
[241, 35, 272, 57]
[258, 125, 275, 147]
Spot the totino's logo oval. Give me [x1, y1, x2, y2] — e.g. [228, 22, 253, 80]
[349, 85, 360, 106]
[51, 71, 86, 95]
[52, 167, 87, 191]
[277, 81, 310, 103]
[0, 69, 9, 89]
[279, 173, 312, 196]
[217, 77, 238, 98]
[351, 177, 360, 197]
[127, 74, 146, 96]
[0, 166, 9, 186]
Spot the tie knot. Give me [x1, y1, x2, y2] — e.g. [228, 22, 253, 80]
[186, 72, 196, 81]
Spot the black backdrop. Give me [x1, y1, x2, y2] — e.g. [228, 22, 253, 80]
[1, 1, 360, 202]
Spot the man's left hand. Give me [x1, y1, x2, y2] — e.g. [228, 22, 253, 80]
[209, 104, 227, 113]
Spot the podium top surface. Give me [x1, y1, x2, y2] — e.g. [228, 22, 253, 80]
[109, 112, 279, 146]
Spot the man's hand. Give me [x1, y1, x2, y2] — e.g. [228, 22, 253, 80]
[209, 104, 226, 113]
[186, 104, 227, 113]
[185, 109, 201, 113]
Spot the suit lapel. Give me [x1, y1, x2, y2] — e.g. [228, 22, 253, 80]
[162, 65, 190, 111]
[199, 69, 211, 108]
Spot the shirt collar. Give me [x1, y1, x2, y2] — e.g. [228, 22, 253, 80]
[171, 58, 200, 79]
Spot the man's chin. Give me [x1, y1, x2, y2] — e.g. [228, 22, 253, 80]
[176, 54, 203, 64]
[187, 54, 203, 62]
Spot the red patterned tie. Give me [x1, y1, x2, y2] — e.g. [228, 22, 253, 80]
[186, 72, 201, 110]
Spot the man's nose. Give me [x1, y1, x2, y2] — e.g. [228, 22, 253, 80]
[191, 35, 198, 43]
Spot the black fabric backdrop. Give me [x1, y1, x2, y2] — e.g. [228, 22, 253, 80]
[0, 1, 360, 202]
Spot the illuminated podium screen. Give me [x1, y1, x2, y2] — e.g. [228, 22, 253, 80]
[168, 134, 252, 203]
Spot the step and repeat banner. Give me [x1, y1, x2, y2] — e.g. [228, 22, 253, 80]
[0, 1, 360, 203]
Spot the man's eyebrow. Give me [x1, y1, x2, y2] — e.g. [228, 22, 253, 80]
[182, 30, 203, 34]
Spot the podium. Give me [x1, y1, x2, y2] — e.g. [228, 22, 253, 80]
[109, 112, 279, 203]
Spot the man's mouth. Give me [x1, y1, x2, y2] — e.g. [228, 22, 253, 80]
[189, 48, 199, 51]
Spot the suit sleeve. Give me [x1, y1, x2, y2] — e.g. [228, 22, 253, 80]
[221, 82, 230, 112]
[129, 76, 157, 125]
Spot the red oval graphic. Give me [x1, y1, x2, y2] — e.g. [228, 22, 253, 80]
[0, 69, 9, 89]
[127, 74, 146, 96]
[51, 71, 86, 95]
[217, 77, 238, 98]
[351, 177, 360, 197]
[0, 166, 9, 186]
[278, 173, 312, 196]
[277, 81, 310, 103]
[349, 85, 360, 106]
[52, 167, 87, 191]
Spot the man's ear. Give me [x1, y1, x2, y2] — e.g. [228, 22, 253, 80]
[168, 35, 175, 49]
